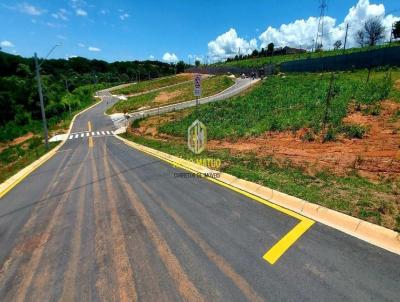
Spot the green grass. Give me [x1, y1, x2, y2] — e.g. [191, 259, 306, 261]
[0, 83, 109, 184]
[107, 75, 235, 114]
[0, 138, 58, 183]
[159, 69, 398, 140]
[111, 74, 192, 95]
[214, 43, 400, 69]
[121, 132, 400, 230]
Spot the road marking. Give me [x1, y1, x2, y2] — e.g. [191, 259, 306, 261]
[86, 133, 89, 137]
[74, 134, 79, 139]
[263, 219, 314, 264]
[101, 131, 105, 135]
[88, 121, 93, 148]
[92, 132, 95, 136]
[106, 131, 110, 135]
[80, 133, 84, 138]
[97, 131, 100, 135]
[69, 135, 73, 140]
[117, 136, 315, 265]
[56, 148, 73, 153]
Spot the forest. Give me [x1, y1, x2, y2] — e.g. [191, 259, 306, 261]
[0, 51, 176, 141]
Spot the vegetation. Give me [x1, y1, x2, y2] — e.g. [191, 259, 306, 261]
[356, 17, 386, 47]
[108, 75, 235, 114]
[112, 73, 192, 95]
[0, 50, 176, 142]
[160, 69, 397, 140]
[0, 138, 58, 183]
[213, 43, 399, 69]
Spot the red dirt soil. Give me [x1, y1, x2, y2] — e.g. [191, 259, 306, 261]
[208, 100, 400, 180]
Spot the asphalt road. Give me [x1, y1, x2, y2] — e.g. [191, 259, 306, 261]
[0, 91, 399, 301]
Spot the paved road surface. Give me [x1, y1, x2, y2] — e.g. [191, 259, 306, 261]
[0, 91, 399, 301]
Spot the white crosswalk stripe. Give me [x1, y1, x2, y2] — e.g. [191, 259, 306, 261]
[67, 130, 115, 141]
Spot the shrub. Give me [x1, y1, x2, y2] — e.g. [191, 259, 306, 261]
[323, 127, 336, 142]
[340, 124, 367, 139]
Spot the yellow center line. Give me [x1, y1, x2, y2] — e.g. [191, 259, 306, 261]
[88, 121, 93, 148]
[119, 139, 315, 265]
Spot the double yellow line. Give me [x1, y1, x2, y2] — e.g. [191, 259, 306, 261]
[88, 121, 93, 148]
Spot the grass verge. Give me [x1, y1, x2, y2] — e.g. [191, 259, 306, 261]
[111, 74, 192, 95]
[107, 75, 234, 114]
[0, 138, 58, 183]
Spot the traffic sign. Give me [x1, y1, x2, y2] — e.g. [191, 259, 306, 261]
[194, 73, 201, 97]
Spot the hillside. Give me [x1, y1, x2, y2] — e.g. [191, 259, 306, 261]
[213, 43, 400, 69]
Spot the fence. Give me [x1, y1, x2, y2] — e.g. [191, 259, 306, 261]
[187, 65, 275, 77]
[280, 46, 400, 72]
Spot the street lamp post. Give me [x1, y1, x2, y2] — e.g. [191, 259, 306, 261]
[34, 44, 61, 150]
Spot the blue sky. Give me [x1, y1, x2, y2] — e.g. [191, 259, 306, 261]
[0, 0, 399, 63]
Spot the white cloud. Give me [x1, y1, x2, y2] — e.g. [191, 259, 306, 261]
[100, 9, 108, 15]
[120, 13, 129, 20]
[258, 0, 399, 50]
[76, 8, 87, 16]
[52, 9, 69, 21]
[207, 28, 257, 61]
[88, 46, 101, 52]
[1, 40, 14, 48]
[188, 54, 203, 63]
[149, 55, 155, 59]
[162, 52, 178, 63]
[17, 2, 45, 16]
[57, 35, 67, 40]
[78, 42, 85, 47]
[66, 54, 78, 60]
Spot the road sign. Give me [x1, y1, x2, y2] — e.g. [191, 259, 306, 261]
[194, 73, 201, 97]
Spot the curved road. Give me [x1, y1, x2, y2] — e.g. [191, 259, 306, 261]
[110, 77, 258, 129]
[0, 87, 399, 301]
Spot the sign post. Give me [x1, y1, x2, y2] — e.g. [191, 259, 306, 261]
[194, 73, 201, 113]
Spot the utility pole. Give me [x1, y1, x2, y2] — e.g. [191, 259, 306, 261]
[33, 44, 61, 150]
[343, 23, 349, 54]
[34, 53, 49, 150]
[64, 78, 71, 116]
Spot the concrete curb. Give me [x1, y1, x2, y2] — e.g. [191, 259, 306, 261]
[0, 99, 102, 199]
[115, 134, 400, 255]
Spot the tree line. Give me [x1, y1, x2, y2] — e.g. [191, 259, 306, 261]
[0, 51, 176, 141]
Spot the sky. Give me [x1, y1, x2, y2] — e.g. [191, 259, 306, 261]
[0, 0, 399, 63]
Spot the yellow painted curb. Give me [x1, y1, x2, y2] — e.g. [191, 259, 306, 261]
[0, 98, 102, 199]
[114, 134, 400, 256]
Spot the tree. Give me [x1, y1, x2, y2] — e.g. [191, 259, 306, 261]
[333, 40, 342, 50]
[356, 29, 366, 47]
[195, 60, 201, 67]
[356, 17, 386, 47]
[393, 21, 400, 39]
[267, 43, 274, 56]
[176, 60, 185, 73]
